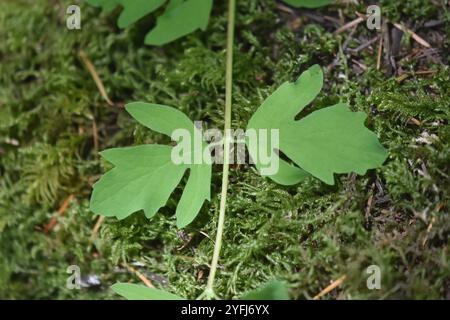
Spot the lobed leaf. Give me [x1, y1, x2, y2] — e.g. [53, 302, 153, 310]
[117, 0, 166, 29]
[86, 0, 213, 46]
[90, 102, 211, 228]
[112, 281, 288, 300]
[247, 65, 388, 185]
[282, 0, 333, 8]
[112, 283, 185, 300]
[241, 280, 289, 300]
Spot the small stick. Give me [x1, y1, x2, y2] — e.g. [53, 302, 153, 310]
[377, 35, 383, 70]
[89, 215, 105, 244]
[313, 275, 347, 300]
[199, 230, 215, 243]
[422, 203, 443, 247]
[334, 17, 364, 34]
[79, 50, 114, 106]
[396, 69, 437, 83]
[393, 23, 431, 48]
[352, 59, 368, 71]
[275, 3, 296, 15]
[125, 263, 154, 288]
[422, 216, 436, 247]
[408, 117, 422, 126]
[44, 195, 75, 234]
[92, 119, 99, 157]
[349, 36, 378, 53]
[415, 70, 437, 75]
[365, 184, 375, 221]
[382, 21, 391, 73]
[396, 73, 410, 83]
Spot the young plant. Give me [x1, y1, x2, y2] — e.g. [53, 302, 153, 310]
[86, 0, 333, 46]
[111, 280, 289, 300]
[89, 0, 387, 299]
[283, 0, 333, 8]
[86, 0, 213, 45]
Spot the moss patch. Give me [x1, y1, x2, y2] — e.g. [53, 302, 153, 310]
[0, 0, 449, 299]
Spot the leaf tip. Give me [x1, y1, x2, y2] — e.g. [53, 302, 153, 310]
[124, 101, 141, 112]
[144, 34, 166, 47]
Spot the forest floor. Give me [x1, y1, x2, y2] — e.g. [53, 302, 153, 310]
[0, 0, 449, 299]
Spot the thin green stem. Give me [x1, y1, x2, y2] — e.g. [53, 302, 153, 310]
[204, 0, 236, 298]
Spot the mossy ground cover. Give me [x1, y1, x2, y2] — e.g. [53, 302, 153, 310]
[0, 0, 449, 299]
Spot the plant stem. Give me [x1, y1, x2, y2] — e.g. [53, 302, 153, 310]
[204, 0, 236, 298]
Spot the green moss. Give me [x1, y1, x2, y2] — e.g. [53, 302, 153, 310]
[380, 0, 440, 21]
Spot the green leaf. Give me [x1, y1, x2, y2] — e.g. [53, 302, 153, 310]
[112, 283, 185, 300]
[117, 0, 166, 29]
[86, 0, 213, 46]
[145, 0, 213, 46]
[90, 102, 211, 228]
[247, 65, 388, 185]
[283, 0, 333, 8]
[241, 280, 289, 300]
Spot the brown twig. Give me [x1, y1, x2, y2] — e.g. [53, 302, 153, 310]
[313, 275, 347, 300]
[377, 35, 383, 70]
[89, 215, 105, 244]
[44, 194, 75, 234]
[79, 50, 115, 106]
[415, 70, 437, 75]
[352, 59, 368, 71]
[396, 73, 410, 83]
[124, 263, 154, 288]
[275, 2, 296, 16]
[397, 69, 438, 83]
[422, 216, 437, 247]
[92, 119, 99, 157]
[349, 36, 378, 54]
[199, 230, 215, 243]
[422, 203, 444, 247]
[365, 184, 375, 221]
[393, 23, 431, 48]
[334, 17, 364, 34]
[408, 117, 422, 126]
